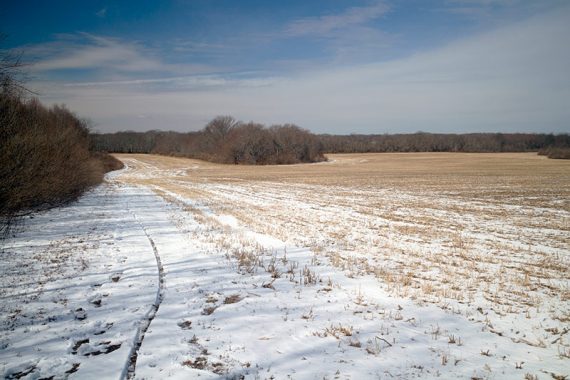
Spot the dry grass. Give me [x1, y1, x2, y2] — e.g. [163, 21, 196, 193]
[315, 323, 354, 339]
[114, 152, 570, 351]
[223, 294, 242, 304]
[115, 152, 570, 208]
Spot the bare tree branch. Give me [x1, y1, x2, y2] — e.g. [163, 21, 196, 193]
[0, 34, 37, 96]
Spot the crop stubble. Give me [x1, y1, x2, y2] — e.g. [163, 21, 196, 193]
[116, 152, 570, 350]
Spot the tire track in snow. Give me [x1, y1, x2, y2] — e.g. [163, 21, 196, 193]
[121, 203, 165, 380]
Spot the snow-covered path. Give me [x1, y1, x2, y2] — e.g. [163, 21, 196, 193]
[1, 160, 569, 379]
[0, 184, 162, 379]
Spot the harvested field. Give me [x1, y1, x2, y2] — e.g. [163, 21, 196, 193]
[117, 152, 570, 352]
[4, 152, 567, 379]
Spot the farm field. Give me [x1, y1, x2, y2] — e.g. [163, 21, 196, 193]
[1, 153, 569, 379]
[118, 153, 570, 322]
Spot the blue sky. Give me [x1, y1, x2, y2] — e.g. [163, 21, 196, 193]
[2, 0, 569, 134]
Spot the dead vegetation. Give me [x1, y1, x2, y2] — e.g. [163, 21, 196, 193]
[116, 152, 570, 355]
[0, 90, 123, 238]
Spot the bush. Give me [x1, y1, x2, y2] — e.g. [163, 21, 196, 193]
[538, 148, 570, 159]
[0, 93, 112, 236]
[0, 41, 123, 237]
[91, 152, 125, 172]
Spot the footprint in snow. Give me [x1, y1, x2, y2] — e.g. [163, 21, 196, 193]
[65, 363, 80, 374]
[3, 361, 37, 379]
[71, 338, 122, 356]
[177, 320, 192, 329]
[88, 294, 103, 308]
[93, 321, 114, 335]
[73, 308, 87, 321]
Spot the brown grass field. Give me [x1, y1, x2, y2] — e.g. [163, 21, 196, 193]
[115, 152, 570, 351]
[117, 152, 570, 208]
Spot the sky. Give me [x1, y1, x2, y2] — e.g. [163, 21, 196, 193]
[1, 0, 569, 134]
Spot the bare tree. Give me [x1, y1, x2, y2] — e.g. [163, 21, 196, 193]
[0, 35, 34, 97]
[201, 115, 240, 155]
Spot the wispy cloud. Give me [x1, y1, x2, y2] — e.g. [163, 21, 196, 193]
[285, 1, 389, 37]
[441, 0, 565, 20]
[325, 26, 393, 63]
[95, 7, 107, 18]
[170, 40, 227, 54]
[62, 73, 281, 90]
[26, 33, 215, 78]
[282, 1, 393, 64]
[29, 34, 164, 73]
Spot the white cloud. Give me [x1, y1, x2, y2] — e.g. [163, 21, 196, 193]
[27, 34, 213, 76]
[285, 1, 389, 37]
[62, 74, 280, 89]
[37, 6, 570, 134]
[282, 1, 393, 64]
[30, 34, 162, 73]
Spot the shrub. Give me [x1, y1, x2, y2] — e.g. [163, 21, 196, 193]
[91, 152, 125, 172]
[0, 93, 113, 237]
[0, 41, 121, 237]
[538, 148, 570, 159]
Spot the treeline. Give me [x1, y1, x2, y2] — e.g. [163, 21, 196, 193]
[319, 132, 570, 154]
[92, 124, 570, 160]
[91, 116, 325, 165]
[0, 83, 122, 236]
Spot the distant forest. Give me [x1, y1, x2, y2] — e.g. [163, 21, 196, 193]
[91, 118, 570, 162]
[319, 133, 570, 157]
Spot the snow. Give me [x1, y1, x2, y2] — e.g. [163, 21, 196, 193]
[1, 184, 160, 379]
[1, 158, 569, 379]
